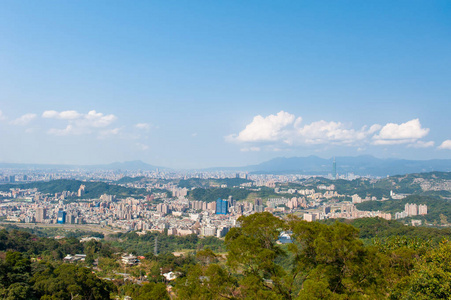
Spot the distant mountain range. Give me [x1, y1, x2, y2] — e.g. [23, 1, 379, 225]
[207, 155, 451, 177]
[1, 156, 451, 176]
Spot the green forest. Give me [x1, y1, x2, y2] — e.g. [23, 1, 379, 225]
[279, 171, 451, 199]
[355, 195, 451, 224]
[178, 178, 251, 189]
[2, 213, 451, 299]
[0, 179, 164, 199]
[188, 187, 252, 202]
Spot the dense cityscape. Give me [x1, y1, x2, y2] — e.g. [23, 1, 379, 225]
[0, 162, 436, 238]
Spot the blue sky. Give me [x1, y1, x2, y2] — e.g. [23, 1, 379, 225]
[0, 1, 450, 168]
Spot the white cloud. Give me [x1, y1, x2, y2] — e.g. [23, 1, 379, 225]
[47, 125, 78, 136]
[84, 110, 117, 127]
[372, 119, 429, 145]
[45, 110, 117, 136]
[297, 121, 376, 145]
[227, 111, 379, 147]
[42, 110, 81, 120]
[230, 111, 296, 142]
[135, 123, 151, 130]
[10, 113, 37, 126]
[227, 112, 433, 151]
[438, 140, 451, 150]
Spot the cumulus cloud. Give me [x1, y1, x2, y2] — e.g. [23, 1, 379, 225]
[10, 113, 37, 126]
[227, 111, 432, 151]
[372, 119, 429, 145]
[42, 110, 81, 120]
[297, 121, 378, 145]
[135, 123, 151, 130]
[44, 110, 117, 136]
[229, 111, 297, 143]
[438, 140, 451, 150]
[228, 111, 380, 147]
[83, 110, 117, 127]
[47, 125, 78, 136]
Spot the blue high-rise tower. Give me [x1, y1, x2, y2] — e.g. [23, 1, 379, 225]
[57, 211, 66, 224]
[215, 198, 228, 215]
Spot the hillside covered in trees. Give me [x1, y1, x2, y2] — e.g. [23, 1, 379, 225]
[2, 213, 451, 299]
[0, 179, 157, 199]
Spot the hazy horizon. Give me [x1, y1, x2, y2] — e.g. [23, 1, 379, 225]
[2, 154, 451, 172]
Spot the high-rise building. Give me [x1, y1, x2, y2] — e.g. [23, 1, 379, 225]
[323, 206, 331, 214]
[217, 226, 230, 238]
[66, 213, 76, 224]
[78, 185, 86, 197]
[36, 207, 46, 223]
[303, 213, 316, 222]
[405, 203, 418, 216]
[215, 198, 228, 215]
[157, 203, 171, 214]
[254, 198, 264, 212]
[57, 211, 66, 224]
[201, 226, 217, 236]
[418, 204, 428, 215]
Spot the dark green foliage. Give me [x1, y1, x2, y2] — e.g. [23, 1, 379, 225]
[2, 224, 104, 239]
[390, 240, 451, 299]
[225, 212, 289, 299]
[0, 252, 36, 300]
[129, 282, 169, 300]
[0, 228, 116, 262]
[0, 251, 115, 299]
[109, 231, 225, 256]
[4, 212, 451, 299]
[174, 213, 451, 299]
[178, 178, 252, 189]
[0, 229, 83, 256]
[115, 176, 146, 184]
[31, 263, 115, 299]
[188, 187, 251, 202]
[282, 171, 451, 199]
[349, 217, 451, 243]
[355, 195, 451, 224]
[255, 186, 295, 200]
[147, 252, 197, 276]
[175, 264, 239, 300]
[0, 179, 153, 199]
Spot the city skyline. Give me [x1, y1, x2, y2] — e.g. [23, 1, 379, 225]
[1, 1, 451, 168]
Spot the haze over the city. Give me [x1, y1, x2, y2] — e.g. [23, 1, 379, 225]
[1, 1, 450, 169]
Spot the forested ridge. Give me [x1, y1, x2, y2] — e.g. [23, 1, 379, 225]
[2, 213, 451, 299]
[0, 179, 169, 199]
